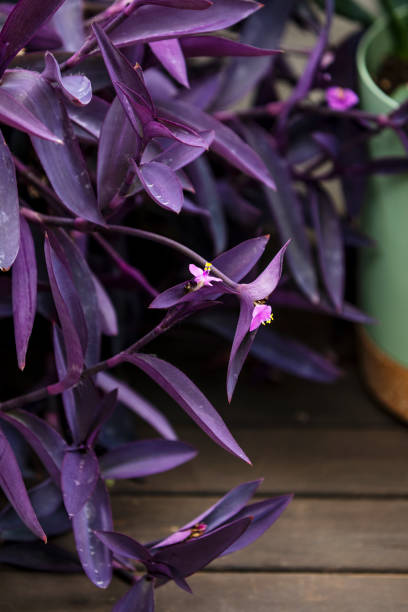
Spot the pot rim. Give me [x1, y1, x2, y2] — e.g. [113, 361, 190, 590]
[356, 12, 401, 112]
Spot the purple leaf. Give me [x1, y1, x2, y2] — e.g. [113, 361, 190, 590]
[97, 372, 177, 440]
[227, 295, 256, 403]
[100, 439, 197, 480]
[240, 241, 289, 301]
[0, 410, 67, 482]
[44, 236, 84, 394]
[61, 449, 100, 518]
[220, 494, 293, 556]
[50, 229, 100, 366]
[213, 0, 294, 110]
[72, 479, 113, 588]
[97, 97, 142, 209]
[187, 156, 227, 254]
[42, 52, 92, 106]
[310, 187, 344, 310]
[0, 88, 62, 142]
[125, 354, 250, 463]
[94, 531, 152, 562]
[0, 129, 19, 271]
[150, 130, 214, 170]
[180, 35, 281, 58]
[150, 38, 189, 87]
[140, 0, 211, 7]
[93, 275, 118, 337]
[12, 216, 37, 370]
[1, 70, 103, 224]
[93, 23, 154, 112]
[0, 425, 46, 542]
[156, 480, 262, 547]
[112, 0, 262, 47]
[251, 327, 342, 383]
[87, 390, 118, 448]
[134, 160, 183, 213]
[150, 235, 269, 310]
[270, 288, 375, 325]
[154, 517, 251, 576]
[158, 99, 275, 188]
[278, 0, 334, 128]
[0, 0, 66, 74]
[246, 125, 319, 303]
[68, 95, 109, 141]
[0, 479, 67, 542]
[112, 577, 154, 612]
[51, 0, 85, 52]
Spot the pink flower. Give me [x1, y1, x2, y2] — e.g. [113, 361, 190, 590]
[250, 303, 273, 332]
[189, 262, 222, 289]
[326, 87, 359, 111]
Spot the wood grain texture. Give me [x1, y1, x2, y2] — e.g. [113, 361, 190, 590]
[109, 496, 408, 571]
[1, 571, 407, 612]
[113, 427, 408, 495]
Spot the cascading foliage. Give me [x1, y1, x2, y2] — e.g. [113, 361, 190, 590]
[0, 0, 406, 609]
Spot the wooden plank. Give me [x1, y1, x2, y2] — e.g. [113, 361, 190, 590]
[114, 427, 408, 495]
[1, 571, 407, 612]
[109, 496, 408, 571]
[155, 573, 408, 612]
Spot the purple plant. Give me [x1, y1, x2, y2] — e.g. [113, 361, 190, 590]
[0, 0, 404, 609]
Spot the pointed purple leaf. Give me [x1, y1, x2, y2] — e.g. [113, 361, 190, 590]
[214, 0, 294, 110]
[0, 410, 67, 482]
[125, 353, 250, 463]
[95, 531, 152, 562]
[150, 38, 189, 87]
[51, 229, 100, 366]
[12, 216, 36, 370]
[151, 130, 214, 170]
[246, 125, 319, 303]
[87, 390, 118, 448]
[43, 52, 92, 106]
[310, 187, 344, 311]
[154, 517, 251, 576]
[93, 275, 118, 337]
[112, 577, 154, 612]
[134, 160, 183, 213]
[227, 295, 256, 403]
[0, 129, 19, 271]
[51, 0, 85, 52]
[93, 23, 154, 112]
[221, 494, 293, 556]
[100, 439, 197, 480]
[0, 88, 62, 142]
[240, 241, 289, 301]
[112, 0, 262, 47]
[180, 35, 281, 58]
[0, 425, 46, 542]
[97, 97, 141, 209]
[187, 156, 226, 254]
[72, 479, 113, 588]
[68, 95, 109, 141]
[0, 0, 66, 74]
[141, 0, 211, 7]
[61, 449, 100, 518]
[44, 236, 84, 394]
[158, 99, 275, 188]
[1, 70, 103, 224]
[97, 372, 177, 440]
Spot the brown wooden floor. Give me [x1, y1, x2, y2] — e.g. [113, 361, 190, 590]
[2, 365, 408, 611]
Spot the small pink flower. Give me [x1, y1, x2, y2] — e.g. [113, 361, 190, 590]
[250, 304, 273, 332]
[189, 262, 222, 289]
[326, 86, 359, 111]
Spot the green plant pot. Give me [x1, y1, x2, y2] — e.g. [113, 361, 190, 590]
[357, 12, 408, 420]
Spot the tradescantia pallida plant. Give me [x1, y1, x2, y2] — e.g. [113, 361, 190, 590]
[1, 0, 408, 609]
